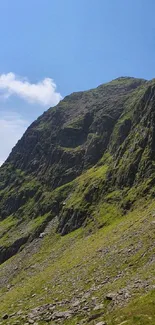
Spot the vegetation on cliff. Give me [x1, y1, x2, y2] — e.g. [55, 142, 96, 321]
[0, 77, 155, 324]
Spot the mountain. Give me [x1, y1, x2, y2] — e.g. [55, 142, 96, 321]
[0, 77, 155, 325]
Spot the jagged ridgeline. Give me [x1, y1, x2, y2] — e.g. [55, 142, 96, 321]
[0, 76, 155, 261]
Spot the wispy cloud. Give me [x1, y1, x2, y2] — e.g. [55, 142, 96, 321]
[0, 73, 62, 106]
[0, 112, 28, 165]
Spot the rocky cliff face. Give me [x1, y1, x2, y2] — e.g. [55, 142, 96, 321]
[1, 76, 155, 255]
[5, 77, 144, 187]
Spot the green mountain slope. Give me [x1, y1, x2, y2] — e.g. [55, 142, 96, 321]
[0, 77, 155, 324]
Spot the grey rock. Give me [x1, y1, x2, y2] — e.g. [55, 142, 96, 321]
[105, 293, 115, 300]
[52, 310, 73, 320]
[28, 319, 35, 324]
[93, 304, 104, 311]
[71, 299, 81, 307]
[2, 314, 8, 320]
[39, 232, 46, 238]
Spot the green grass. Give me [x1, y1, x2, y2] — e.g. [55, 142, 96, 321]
[0, 198, 154, 324]
[65, 163, 109, 209]
[108, 291, 155, 325]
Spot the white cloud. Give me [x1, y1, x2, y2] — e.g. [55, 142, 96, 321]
[0, 73, 62, 106]
[0, 112, 28, 165]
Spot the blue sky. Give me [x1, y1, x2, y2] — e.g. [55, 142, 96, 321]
[0, 0, 155, 163]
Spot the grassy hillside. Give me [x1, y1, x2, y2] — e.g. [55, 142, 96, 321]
[0, 197, 155, 324]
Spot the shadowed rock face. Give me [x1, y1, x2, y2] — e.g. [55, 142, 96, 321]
[3, 77, 146, 186]
[2, 76, 155, 257]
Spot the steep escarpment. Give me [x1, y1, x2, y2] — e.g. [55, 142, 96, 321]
[6, 77, 144, 186]
[0, 76, 154, 251]
[0, 77, 155, 325]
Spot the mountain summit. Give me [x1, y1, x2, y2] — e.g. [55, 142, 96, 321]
[0, 77, 155, 325]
